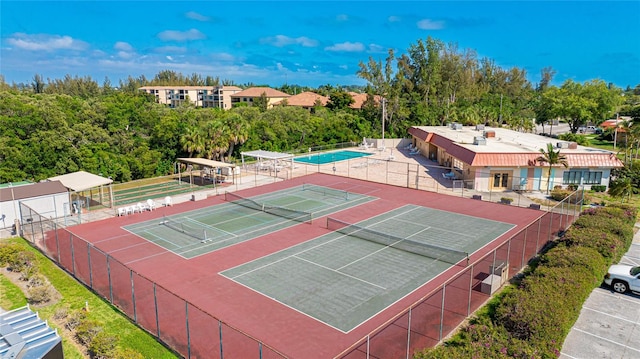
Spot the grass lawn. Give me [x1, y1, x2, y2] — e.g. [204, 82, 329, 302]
[0, 237, 178, 359]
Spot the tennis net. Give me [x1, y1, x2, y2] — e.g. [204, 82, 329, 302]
[161, 216, 209, 243]
[302, 183, 349, 200]
[326, 217, 468, 265]
[225, 192, 312, 224]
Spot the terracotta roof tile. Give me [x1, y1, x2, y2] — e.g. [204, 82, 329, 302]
[230, 87, 291, 98]
[276, 92, 328, 107]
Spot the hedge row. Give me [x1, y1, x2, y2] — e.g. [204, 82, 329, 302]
[417, 204, 637, 359]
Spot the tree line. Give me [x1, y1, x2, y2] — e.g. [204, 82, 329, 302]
[1, 36, 638, 184]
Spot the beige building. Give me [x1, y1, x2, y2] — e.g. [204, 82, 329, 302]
[230, 87, 291, 108]
[408, 124, 624, 192]
[139, 86, 243, 109]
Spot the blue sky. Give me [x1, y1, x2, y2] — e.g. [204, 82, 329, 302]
[1, 1, 639, 88]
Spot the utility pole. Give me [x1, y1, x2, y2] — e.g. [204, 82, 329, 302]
[499, 94, 503, 123]
[381, 98, 386, 148]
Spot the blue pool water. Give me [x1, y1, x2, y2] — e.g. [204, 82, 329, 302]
[295, 150, 372, 165]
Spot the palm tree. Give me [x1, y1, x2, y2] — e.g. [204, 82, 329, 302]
[536, 143, 569, 193]
[180, 126, 205, 158]
[223, 112, 249, 159]
[608, 176, 633, 203]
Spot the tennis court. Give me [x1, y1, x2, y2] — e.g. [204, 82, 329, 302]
[222, 204, 514, 332]
[123, 184, 376, 258]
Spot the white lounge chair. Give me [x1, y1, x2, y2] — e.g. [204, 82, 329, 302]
[125, 206, 134, 215]
[147, 199, 156, 211]
[163, 196, 172, 207]
[135, 203, 145, 213]
[117, 207, 126, 216]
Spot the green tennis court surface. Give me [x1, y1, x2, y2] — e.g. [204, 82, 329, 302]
[222, 205, 515, 332]
[123, 184, 376, 259]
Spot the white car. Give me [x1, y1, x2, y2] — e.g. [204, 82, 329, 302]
[604, 264, 640, 293]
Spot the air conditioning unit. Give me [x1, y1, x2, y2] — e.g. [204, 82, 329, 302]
[452, 123, 463, 130]
[557, 142, 569, 149]
[473, 136, 487, 145]
[475, 124, 485, 131]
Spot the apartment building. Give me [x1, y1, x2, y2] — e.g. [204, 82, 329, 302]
[139, 85, 243, 109]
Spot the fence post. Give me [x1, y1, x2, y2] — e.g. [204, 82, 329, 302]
[131, 270, 137, 323]
[219, 320, 224, 359]
[88, 243, 93, 288]
[107, 256, 113, 303]
[154, 283, 160, 338]
[439, 284, 446, 340]
[70, 235, 76, 275]
[186, 302, 191, 359]
[406, 307, 412, 359]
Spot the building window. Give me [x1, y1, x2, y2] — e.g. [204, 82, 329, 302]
[563, 170, 602, 185]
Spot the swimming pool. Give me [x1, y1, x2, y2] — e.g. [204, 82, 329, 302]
[295, 150, 372, 165]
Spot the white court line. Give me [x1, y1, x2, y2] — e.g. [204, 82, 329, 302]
[125, 251, 170, 265]
[94, 233, 134, 244]
[571, 328, 640, 354]
[293, 255, 386, 290]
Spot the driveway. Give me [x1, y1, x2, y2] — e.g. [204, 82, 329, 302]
[560, 225, 640, 359]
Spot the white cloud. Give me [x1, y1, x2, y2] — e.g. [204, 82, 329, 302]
[368, 43, 385, 53]
[388, 15, 401, 23]
[325, 42, 365, 52]
[157, 29, 206, 42]
[6, 33, 88, 51]
[166, 56, 174, 61]
[114, 41, 133, 52]
[260, 35, 318, 48]
[336, 14, 349, 22]
[339, 65, 348, 70]
[185, 11, 210, 21]
[211, 52, 236, 62]
[118, 51, 133, 59]
[417, 19, 445, 30]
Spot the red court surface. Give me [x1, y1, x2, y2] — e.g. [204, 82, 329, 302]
[66, 173, 544, 358]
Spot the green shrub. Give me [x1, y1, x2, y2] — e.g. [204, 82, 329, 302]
[494, 265, 598, 344]
[0, 243, 22, 266]
[89, 331, 117, 358]
[65, 310, 87, 331]
[549, 189, 590, 204]
[27, 285, 52, 304]
[113, 348, 145, 359]
[76, 317, 103, 346]
[0, 245, 36, 272]
[562, 227, 623, 260]
[591, 185, 606, 192]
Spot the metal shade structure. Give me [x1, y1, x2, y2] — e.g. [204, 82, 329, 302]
[176, 158, 237, 187]
[240, 150, 295, 179]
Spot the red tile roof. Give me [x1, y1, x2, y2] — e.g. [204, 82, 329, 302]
[276, 92, 328, 107]
[348, 92, 381, 109]
[410, 127, 624, 168]
[230, 87, 291, 98]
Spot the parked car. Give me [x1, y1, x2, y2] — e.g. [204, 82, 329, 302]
[604, 264, 640, 293]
